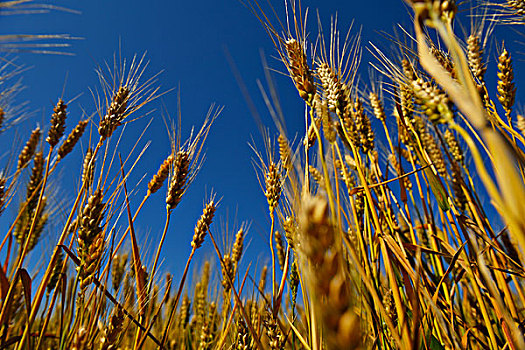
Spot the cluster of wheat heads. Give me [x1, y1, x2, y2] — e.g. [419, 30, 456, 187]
[1, 0, 525, 349]
[0, 48, 224, 349]
[241, 0, 525, 349]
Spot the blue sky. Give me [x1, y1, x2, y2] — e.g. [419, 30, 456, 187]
[0, 1, 523, 283]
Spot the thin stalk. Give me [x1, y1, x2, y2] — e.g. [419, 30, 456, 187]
[35, 233, 76, 350]
[147, 208, 171, 297]
[309, 106, 336, 218]
[269, 212, 276, 298]
[136, 276, 173, 349]
[100, 193, 149, 281]
[160, 246, 197, 348]
[59, 272, 81, 350]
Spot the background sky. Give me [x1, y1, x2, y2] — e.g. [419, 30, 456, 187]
[0, 1, 523, 285]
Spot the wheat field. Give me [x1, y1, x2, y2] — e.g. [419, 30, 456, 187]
[0, 0, 524, 349]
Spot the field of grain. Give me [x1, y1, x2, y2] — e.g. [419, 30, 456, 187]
[0, 0, 524, 349]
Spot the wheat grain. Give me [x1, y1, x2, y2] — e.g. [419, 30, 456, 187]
[57, 119, 88, 160]
[47, 99, 67, 147]
[166, 151, 190, 211]
[284, 38, 316, 103]
[111, 253, 128, 292]
[76, 189, 105, 290]
[274, 231, 285, 270]
[148, 154, 173, 196]
[82, 147, 95, 188]
[265, 162, 281, 214]
[467, 34, 486, 84]
[18, 127, 40, 169]
[231, 227, 245, 264]
[191, 199, 216, 250]
[497, 46, 516, 120]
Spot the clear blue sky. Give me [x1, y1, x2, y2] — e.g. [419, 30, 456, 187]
[0, 1, 522, 283]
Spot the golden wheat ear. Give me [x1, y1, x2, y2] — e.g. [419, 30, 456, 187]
[17, 127, 40, 170]
[497, 45, 516, 122]
[95, 53, 163, 145]
[76, 189, 106, 292]
[57, 119, 88, 160]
